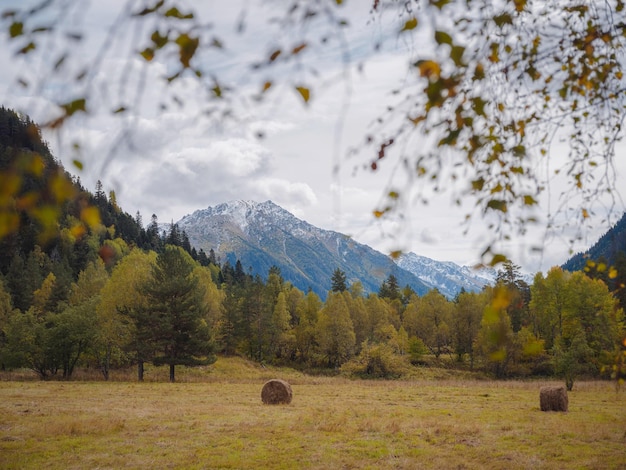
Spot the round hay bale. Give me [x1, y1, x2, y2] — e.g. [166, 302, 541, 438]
[540, 385, 568, 412]
[261, 379, 293, 405]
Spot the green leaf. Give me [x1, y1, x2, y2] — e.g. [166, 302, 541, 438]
[471, 178, 485, 191]
[62, 99, 86, 116]
[72, 159, 84, 170]
[164, 7, 194, 19]
[400, 17, 418, 32]
[512, 145, 526, 157]
[151, 30, 169, 49]
[487, 200, 507, 212]
[140, 47, 155, 61]
[489, 254, 508, 266]
[18, 42, 35, 54]
[175, 33, 199, 68]
[471, 97, 486, 116]
[9, 21, 23, 38]
[438, 129, 461, 146]
[295, 86, 310, 103]
[523, 195, 537, 205]
[450, 45, 465, 66]
[434, 30, 452, 45]
[493, 13, 513, 27]
[430, 0, 451, 8]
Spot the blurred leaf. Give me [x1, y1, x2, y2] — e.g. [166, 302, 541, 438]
[514, 0, 527, 11]
[50, 173, 76, 203]
[0, 213, 20, 239]
[140, 47, 155, 62]
[295, 86, 310, 103]
[18, 42, 36, 54]
[81, 206, 101, 229]
[269, 49, 282, 62]
[438, 129, 461, 146]
[489, 254, 509, 267]
[400, 17, 418, 32]
[435, 30, 452, 45]
[175, 33, 199, 68]
[72, 159, 83, 170]
[430, 0, 451, 8]
[134, 0, 165, 16]
[582, 208, 589, 219]
[262, 81, 272, 93]
[472, 178, 485, 191]
[450, 45, 465, 66]
[493, 13, 513, 27]
[151, 30, 169, 49]
[61, 98, 86, 116]
[487, 200, 507, 212]
[609, 267, 618, 279]
[415, 60, 441, 80]
[164, 7, 193, 19]
[9, 21, 23, 37]
[523, 195, 537, 205]
[292, 43, 307, 55]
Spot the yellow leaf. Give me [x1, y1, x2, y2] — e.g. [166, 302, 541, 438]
[401, 17, 418, 32]
[81, 206, 101, 229]
[295, 86, 310, 103]
[415, 60, 441, 80]
[0, 213, 20, 238]
[609, 267, 618, 279]
[582, 208, 589, 219]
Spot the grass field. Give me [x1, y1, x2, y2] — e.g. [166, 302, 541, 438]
[1, 358, 624, 469]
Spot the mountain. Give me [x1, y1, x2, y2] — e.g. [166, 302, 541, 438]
[562, 211, 626, 272]
[177, 200, 431, 298]
[395, 252, 496, 299]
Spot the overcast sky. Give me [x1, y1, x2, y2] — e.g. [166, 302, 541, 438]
[1, 0, 625, 274]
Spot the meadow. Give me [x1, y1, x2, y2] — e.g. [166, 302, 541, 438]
[1, 358, 624, 469]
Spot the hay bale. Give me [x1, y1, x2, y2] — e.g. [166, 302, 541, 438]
[540, 386, 568, 412]
[261, 379, 293, 405]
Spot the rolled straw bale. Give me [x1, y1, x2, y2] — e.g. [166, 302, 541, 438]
[261, 379, 293, 405]
[539, 386, 568, 412]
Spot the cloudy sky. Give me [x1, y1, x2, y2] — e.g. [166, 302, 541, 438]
[1, 0, 625, 274]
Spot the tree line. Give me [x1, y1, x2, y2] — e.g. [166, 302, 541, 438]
[0, 106, 624, 386]
[0, 226, 623, 387]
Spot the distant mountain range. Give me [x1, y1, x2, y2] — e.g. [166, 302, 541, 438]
[176, 200, 495, 299]
[562, 211, 626, 271]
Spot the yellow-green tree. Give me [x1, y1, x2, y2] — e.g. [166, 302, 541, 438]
[98, 249, 157, 380]
[315, 292, 356, 367]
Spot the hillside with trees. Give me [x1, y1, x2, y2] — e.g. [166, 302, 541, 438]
[0, 108, 624, 387]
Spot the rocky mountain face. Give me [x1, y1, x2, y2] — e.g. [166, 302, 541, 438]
[177, 200, 493, 299]
[395, 252, 496, 299]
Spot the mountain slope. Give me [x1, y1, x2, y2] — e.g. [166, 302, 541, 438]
[562, 211, 626, 271]
[396, 252, 496, 298]
[177, 200, 431, 298]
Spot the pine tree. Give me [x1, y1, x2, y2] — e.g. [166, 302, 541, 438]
[330, 268, 347, 293]
[139, 245, 216, 382]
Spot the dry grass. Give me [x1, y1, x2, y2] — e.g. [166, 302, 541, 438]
[0, 358, 624, 469]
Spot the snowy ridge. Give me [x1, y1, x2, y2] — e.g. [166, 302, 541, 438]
[396, 252, 496, 298]
[176, 200, 495, 299]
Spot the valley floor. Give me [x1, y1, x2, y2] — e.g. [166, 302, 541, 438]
[0, 359, 624, 469]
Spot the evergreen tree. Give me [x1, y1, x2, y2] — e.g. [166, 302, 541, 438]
[330, 268, 347, 293]
[139, 245, 216, 382]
